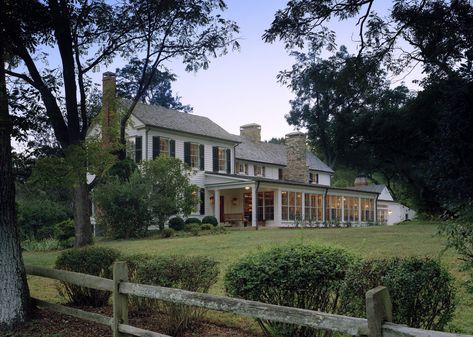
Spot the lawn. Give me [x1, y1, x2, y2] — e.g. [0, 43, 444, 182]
[23, 221, 473, 333]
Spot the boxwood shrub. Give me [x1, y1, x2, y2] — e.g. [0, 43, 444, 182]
[225, 245, 356, 337]
[201, 215, 218, 226]
[184, 217, 202, 225]
[55, 247, 121, 306]
[168, 216, 185, 231]
[342, 257, 456, 330]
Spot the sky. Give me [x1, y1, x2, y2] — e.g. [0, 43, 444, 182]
[154, 0, 416, 141]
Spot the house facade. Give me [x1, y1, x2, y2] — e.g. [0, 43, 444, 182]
[93, 72, 414, 227]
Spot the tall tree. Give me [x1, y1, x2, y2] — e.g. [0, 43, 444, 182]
[0, 1, 31, 328]
[116, 58, 193, 112]
[5, 0, 238, 246]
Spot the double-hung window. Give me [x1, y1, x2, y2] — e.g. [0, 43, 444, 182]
[190, 143, 200, 168]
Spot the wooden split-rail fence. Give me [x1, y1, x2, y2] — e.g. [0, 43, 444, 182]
[25, 263, 472, 337]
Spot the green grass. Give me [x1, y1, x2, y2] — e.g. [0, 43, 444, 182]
[23, 221, 473, 333]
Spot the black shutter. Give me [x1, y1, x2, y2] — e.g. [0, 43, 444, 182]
[152, 136, 160, 159]
[135, 136, 142, 163]
[278, 168, 283, 180]
[199, 188, 205, 215]
[226, 149, 231, 174]
[184, 142, 191, 165]
[170, 139, 176, 158]
[199, 144, 205, 170]
[212, 146, 218, 172]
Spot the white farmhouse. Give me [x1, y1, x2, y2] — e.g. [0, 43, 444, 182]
[90, 72, 415, 227]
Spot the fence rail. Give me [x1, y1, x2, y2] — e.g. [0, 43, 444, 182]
[25, 263, 472, 337]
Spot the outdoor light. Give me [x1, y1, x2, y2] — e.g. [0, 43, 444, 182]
[245, 186, 250, 190]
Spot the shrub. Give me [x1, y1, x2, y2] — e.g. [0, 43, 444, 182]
[185, 217, 202, 225]
[53, 219, 75, 248]
[225, 245, 356, 337]
[168, 216, 185, 231]
[160, 228, 175, 238]
[22, 238, 61, 252]
[93, 173, 152, 239]
[132, 255, 219, 336]
[201, 215, 218, 226]
[201, 224, 212, 230]
[55, 247, 121, 306]
[211, 225, 228, 235]
[184, 223, 201, 236]
[342, 257, 456, 330]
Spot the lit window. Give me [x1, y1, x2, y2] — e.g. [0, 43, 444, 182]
[160, 137, 169, 156]
[237, 161, 248, 175]
[281, 191, 302, 221]
[254, 165, 265, 177]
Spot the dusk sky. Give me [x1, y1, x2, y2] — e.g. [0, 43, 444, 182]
[154, 0, 410, 141]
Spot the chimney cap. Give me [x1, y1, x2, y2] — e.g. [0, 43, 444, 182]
[240, 123, 261, 129]
[285, 131, 305, 138]
[103, 71, 116, 78]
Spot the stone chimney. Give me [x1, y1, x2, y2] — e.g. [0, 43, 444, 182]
[354, 176, 369, 187]
[283, 131, 308, 183]
[101, 72, 116, 147]
[240, 123, 261, 142]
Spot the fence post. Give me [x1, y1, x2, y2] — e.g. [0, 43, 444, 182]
[112, 261, 128, 337]
[365, 286, 392, 337]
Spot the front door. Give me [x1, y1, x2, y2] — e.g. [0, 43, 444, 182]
[220, 195, 225, 223]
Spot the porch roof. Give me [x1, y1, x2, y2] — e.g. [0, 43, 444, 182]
[204, 172, 379, 195]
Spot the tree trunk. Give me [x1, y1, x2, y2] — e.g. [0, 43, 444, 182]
[0, 44, 31, 329]
[73, 181, 93, 247]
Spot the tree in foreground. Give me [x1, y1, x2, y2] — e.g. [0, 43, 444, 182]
[0, 29, 31, 332]
[141, 157, 198, 231]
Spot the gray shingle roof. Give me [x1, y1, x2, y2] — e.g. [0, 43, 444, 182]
[235, 139, 334, 173]
[350, 185, 386, 194]
[122, 99, 240, 143]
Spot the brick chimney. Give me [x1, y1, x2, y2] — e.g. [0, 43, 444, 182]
[283, 132, 308, 183]
[240, 123, 261, 142]
[101, 72, 116, 147]
[354, 176, 369, 187]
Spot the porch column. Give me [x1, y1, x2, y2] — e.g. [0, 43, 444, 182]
[341, 195, 345, 225]
[301, 192, 305, 222]
[358, 196, 362, 225]
[214, 190, 220, 224]
[251, 184, 257, 227]
[275, 188, 282, 225]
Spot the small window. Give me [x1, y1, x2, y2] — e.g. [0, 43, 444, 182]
[309, 172, 319, 184]
[237, 161, 248, 175]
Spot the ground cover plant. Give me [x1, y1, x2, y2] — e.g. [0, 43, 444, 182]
[23, 221, 473, 334]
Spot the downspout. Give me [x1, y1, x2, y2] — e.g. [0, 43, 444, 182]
[145, 127, 148, 161]
[255, 180, 261, 231]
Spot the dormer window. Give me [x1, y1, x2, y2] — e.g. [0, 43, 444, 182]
[237, 161, 248, 175]
[254, 165, 265, 177]
[309, 172, 319, 184]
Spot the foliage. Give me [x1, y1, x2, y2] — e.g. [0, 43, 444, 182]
[201, 224, 212, 231]
[106, 158, 138, 182]
[267, 137, 285, 145]
[55, 247, 121, 306]
[141, 157, 198, 230]
[53, 219, 75, 248]
[342, 257, 456, 330]
[185, 217, 201, 225]
[440, 221, 473, 293]
[184, 223, 201, 236]
[210, 225, 228, 235]
[21, 238, 61, 252]
[93, 172, 152, 239]
[168, 216, 185, 231]
[201, 215, 218, 226]
[130, 255, 219, 336]
[160, 228, 175, 238]
[225, 245, 356, 337]
[116, 58, 193, 113]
